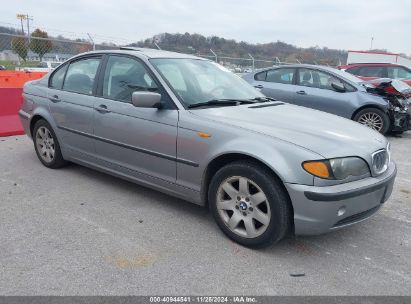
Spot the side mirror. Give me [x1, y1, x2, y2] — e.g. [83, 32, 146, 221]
[331, 82, 346, 93]
[131, 91, 162, 108]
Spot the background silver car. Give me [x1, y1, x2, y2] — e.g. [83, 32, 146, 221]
[19, 49, 396, 247]
[242, 64, 408, 134]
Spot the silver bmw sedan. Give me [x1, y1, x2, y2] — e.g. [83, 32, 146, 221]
[19, 48, 396, 247]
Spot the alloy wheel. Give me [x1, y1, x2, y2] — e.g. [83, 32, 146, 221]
[216, 176, 271, 238]
[35, 126, 55, 163]
[357, 112, 383, 131]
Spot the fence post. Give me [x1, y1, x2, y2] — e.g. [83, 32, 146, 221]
[210, 49, 218, 63]
[87, 33, 95, 51]
[248, 53, 255, 71]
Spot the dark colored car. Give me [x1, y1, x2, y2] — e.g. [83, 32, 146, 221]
[242, 64, 410, 134]
[339, 63, 411, 87]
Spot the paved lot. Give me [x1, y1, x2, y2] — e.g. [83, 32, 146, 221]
[0, 133, 410, 296]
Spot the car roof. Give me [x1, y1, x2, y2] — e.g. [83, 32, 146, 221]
[256, 64, 340, 73]
[339, 63, 403, 68]
[71, 47, 206, 60]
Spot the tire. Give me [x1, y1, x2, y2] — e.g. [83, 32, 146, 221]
[208, 161, 291, 248]
[33, 119, 67, 169]
[353, 108, 390, 134]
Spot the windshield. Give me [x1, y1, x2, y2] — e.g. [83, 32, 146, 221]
[150, 58, 264, 107]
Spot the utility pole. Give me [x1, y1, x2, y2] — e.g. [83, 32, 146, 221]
[16, 14, 26, 35]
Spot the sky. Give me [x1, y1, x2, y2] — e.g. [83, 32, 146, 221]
[1, 0, 410, 55]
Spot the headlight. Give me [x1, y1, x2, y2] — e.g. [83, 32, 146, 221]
[302, 157, 370, 180]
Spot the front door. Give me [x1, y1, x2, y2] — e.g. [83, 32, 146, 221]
[93, 55, 178, 183]
[293, 68, 357, 118]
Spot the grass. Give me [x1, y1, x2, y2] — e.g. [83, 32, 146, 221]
[0, 60, 40, 71]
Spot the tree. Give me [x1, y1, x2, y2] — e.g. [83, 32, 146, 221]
[29, 29, 53, 61]
[11, 37, 28, 61]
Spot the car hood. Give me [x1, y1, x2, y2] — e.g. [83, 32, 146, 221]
[190, 102, 387, 159]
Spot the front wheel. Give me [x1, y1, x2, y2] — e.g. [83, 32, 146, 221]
[208, 161, 291, 248]
[353, 108, 390, 134]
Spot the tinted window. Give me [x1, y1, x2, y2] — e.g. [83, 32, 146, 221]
[266, 69, 294, 84]
[103, 56, 158, 102]
[387, 66, 411, 80]
[345, 67, 360, 75]
[49, 64, 68, 89]
[298, 68, 347, 91]
[63, 57, 101, 95]
[254, 71, 267, 81]
[358, 66, 384, 77]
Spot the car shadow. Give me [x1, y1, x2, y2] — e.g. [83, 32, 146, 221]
[57, 162, 369, 255]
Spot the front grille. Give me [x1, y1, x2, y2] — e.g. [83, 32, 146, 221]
[372, 149, 388, 175]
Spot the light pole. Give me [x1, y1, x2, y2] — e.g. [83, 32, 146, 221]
[26, 14, 33, 43]
[370, 37, 374, 50]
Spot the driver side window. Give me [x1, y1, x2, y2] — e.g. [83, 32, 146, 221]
[103, 56, 158, 103]
[298, 68, 345, 91]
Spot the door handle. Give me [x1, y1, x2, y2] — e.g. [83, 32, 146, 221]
[296, 90, 307, 95]
[49, 95, 61, 103]
[254, 85, 264, 89]
[95, 104, 111, 113]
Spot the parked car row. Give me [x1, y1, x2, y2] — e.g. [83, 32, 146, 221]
[16, 61, 62, 73]
[242, 64, 410, 134]
[19, 48, 397, 247]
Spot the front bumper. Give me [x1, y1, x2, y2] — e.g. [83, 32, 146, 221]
[285, 161, 397, 235]
[391, 111, 410, 131]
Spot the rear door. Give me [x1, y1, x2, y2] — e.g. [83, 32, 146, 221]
[92, 54, 178, 183]
[48, 55, 102, 155]
[253, 68, 297, 102]
[293, 68, 357, 118]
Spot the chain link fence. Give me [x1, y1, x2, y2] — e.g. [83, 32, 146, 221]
[0, 32, 283, 72]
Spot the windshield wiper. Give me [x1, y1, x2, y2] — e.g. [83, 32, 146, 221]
[251, 96, 276, 102]
[187, 99, 256, 109]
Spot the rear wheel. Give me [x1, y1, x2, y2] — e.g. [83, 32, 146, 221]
[33, 119, 67, 169]
[208, 161, 291, 248]
[353, 108, 390, 134]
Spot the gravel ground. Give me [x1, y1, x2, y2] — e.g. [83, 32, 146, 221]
[0, 133, 410, 296]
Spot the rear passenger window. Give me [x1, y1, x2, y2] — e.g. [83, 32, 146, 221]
[266, 69, 294, 84]
[49, 64, 68, 89]
[63, 57, 101, 95]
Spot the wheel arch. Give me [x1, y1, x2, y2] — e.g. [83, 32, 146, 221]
[351, 104, 388, 120]
[201, 153, 294, 230]
[29, 114, 46, 137]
